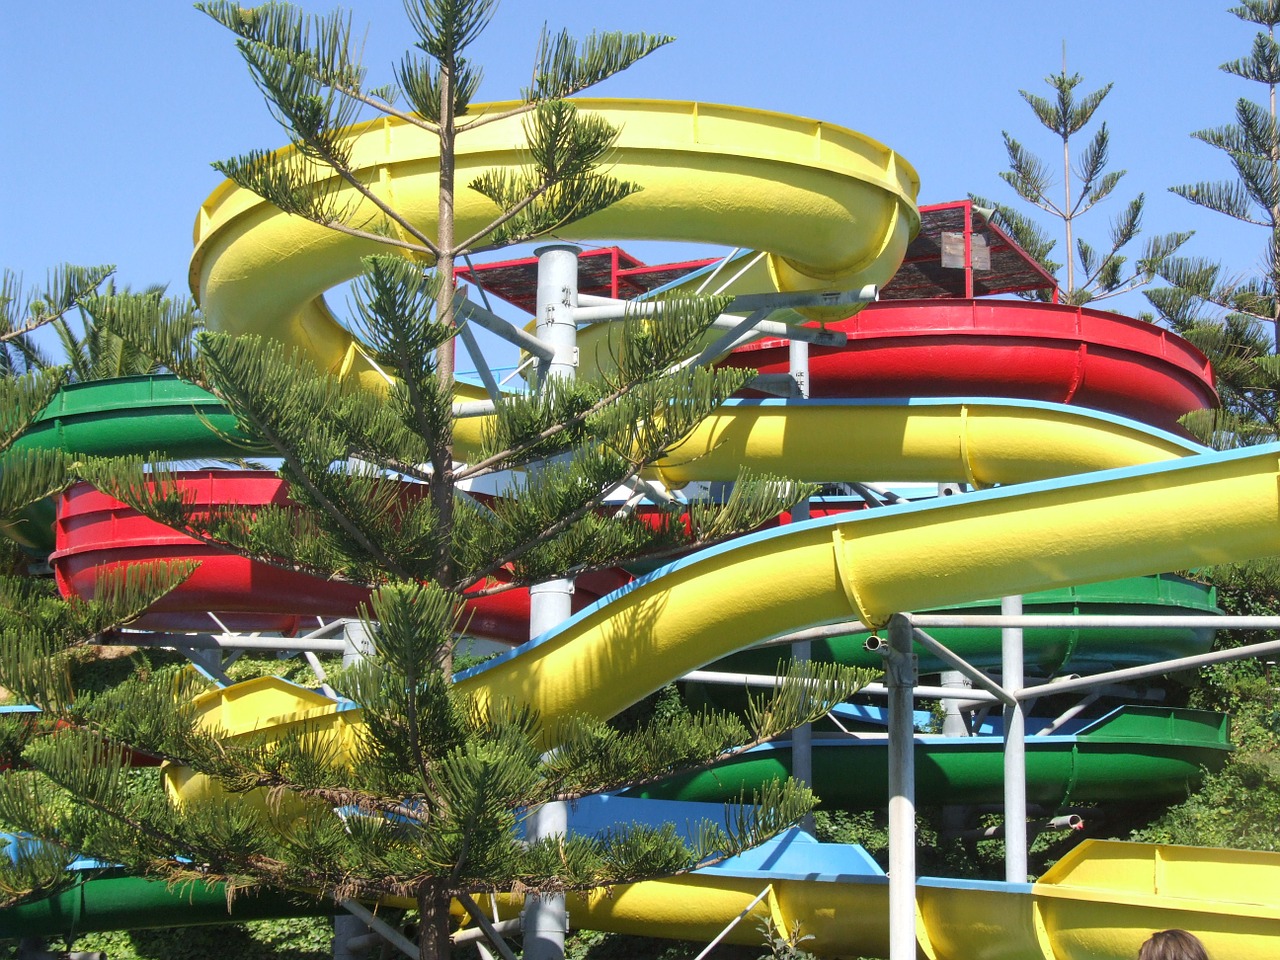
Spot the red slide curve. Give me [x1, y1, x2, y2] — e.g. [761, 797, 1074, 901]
[51, 472, 630, 640]
[721, 298, 1216, 432]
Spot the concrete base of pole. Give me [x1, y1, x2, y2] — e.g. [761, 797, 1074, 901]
[333, 915, 372, 960]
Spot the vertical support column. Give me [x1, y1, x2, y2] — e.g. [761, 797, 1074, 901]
[333, 915, 370, 960]
[523, 244, 579, 960]
[939, 669, 972, 840]
[885, 614, 918, 960]
[337, 620, 372, 958]
[787, 338, 814, 832]
[534, 243, 580, 385]
[1002, 594, 1028, 882]
[963, 200, 975, 299]
[940, 671, 971, 737]
[788, 337, 810, 406]
[342, 618, 374, 669]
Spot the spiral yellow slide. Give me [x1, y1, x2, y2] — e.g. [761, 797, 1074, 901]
[179, 100, 1280, 958]
[190, 98, 918, 395]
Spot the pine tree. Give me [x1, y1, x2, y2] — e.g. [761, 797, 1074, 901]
[1134, 3, 1280, 860]
[1146, 0, 1280, 447]
[972, 65, 1190, 307]
[0, 5, 872, 959]
[0, 264, 194, 775]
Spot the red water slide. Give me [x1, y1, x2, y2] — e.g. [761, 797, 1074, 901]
[51, 472, 629, 640]
[721, 299, 1216, 432]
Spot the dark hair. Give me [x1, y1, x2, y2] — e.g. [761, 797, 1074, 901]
[1138, 929, 1210, 960]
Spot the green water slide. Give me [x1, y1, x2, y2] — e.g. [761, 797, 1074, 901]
[706, 573, 1218, 676]
[6, 376, 253, 552]
[627, 706, 1231, 806]
[0, 870, 334, 938]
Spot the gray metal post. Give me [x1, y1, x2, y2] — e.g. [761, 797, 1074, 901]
[534, 243, 580, 384]
[789, 336, 810, 404]
[885, 614, 918, 960]
[939, 669, 972, 840]
[333, 914, 371, 960]
[523, 244, 579, 960]
[940, 671, 972, 736]
[336, 622, 373, 958]
[1001, 595, 1028, 882]
[788, 338, 814, 832]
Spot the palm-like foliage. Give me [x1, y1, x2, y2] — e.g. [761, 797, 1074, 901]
[972, 69, 1190, 307]
[1152, 2, 1280, 358]
[0, 265, 114, 376]
[51, 281, 180, 383]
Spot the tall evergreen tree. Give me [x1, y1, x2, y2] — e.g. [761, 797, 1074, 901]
[0, 264, 193, 768]
[1147, 0, 1280, 446]
[1133, 3, 1280, 863]
[0, 5, 872, 959]
[973, 66, 1190, 307]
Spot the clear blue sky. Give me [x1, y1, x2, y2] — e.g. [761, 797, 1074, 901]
[0, 1, 1264, 321]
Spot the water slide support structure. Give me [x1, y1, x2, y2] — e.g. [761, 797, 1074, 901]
[1003, 595, 1029, 883]
[523, 244, 582, 960]
[885, 614, 916, 960]
[788, 335, 814, 833]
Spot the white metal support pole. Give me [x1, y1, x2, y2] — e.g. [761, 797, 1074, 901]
[1002, 594, 1028, 882]
[524, 244, 579, 960]
[341, 618, 374, 669]
[885, 613, 918, 960]
[788, 338, 814, 832]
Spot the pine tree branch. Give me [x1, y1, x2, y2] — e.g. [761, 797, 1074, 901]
[319, 219, 438, 257]
[457, 458, 648, 590]
[453, 176, 562, 253]
[456, 369, 657, 482]
[453, 100, 538, 132]
[305, 134, 444, 259]
[201, 395, 411, 581]
[330, 78, 441, 134]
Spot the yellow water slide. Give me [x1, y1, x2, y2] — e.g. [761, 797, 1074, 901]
[561, 838, 1280, 960]
[182, 99, 1280, 957]
[165, 440, 1280, 958]
[190, 98, 919, 395]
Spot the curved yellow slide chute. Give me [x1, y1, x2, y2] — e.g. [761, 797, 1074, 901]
[456, 442, 1280, 728]
[191, 98, 919, 395]
[654, 398, 1200, 486]
[166, 437, 1280, 959]
[168, 439, 1273, 765]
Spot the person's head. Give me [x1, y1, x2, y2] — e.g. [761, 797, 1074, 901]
[1138, 929, 1210, 960]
